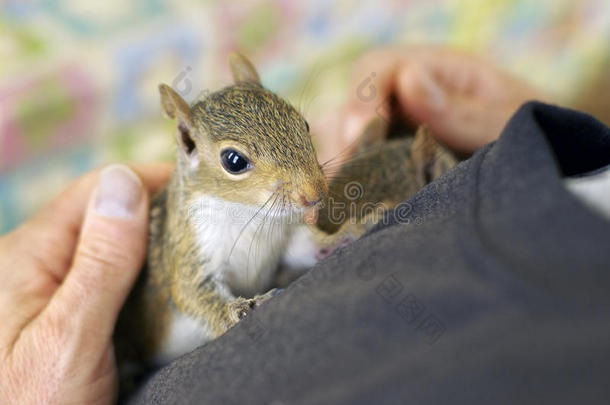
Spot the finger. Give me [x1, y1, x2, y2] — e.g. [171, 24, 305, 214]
[345, 46, 407, 110]
[340, 47, 438, 148]
[422, 98, 511, 152]
[395, 65, 509, 152]
[311, 48, 408, 166]
[339, 47, 509, 154]
[343, 46, 456, 113]
[42, 164, 149, 350]
[0, 164, 170, 349]
[17, 163, 172, 283]
[405, 48, 491, 97]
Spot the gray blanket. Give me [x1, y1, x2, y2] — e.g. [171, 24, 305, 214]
[131, 102, 610, 405]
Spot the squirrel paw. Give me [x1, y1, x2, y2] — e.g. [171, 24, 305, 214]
[228, 288, 279, 323]
[229, 299, 254, 322]
[316, 237, 355, 260]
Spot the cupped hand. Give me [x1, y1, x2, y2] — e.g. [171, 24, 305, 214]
[313, 47, 547, 164]
[0, 163, 172, 404]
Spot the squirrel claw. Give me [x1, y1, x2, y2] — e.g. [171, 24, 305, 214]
[229, 289, 279, 323]
[237, 309, 249, 320]
[253, 288, 279, 308]
[229, 299, 255, 323]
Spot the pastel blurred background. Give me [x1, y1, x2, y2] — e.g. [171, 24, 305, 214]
[1, 0, 609, 234]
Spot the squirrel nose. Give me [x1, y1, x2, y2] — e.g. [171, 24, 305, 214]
[300, 194, 322, 207]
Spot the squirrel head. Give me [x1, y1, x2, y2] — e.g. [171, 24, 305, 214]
[159, 53, 327, 213]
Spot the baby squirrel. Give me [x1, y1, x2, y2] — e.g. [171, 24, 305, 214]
[317, 118, 458, 240]
[114, 53, 458, 394]
[115, 53, 328, 387]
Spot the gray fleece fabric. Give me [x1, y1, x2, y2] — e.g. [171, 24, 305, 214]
[130, 102, 610, 405]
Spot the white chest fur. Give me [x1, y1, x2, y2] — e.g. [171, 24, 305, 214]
[188, 195, 293, 297]
[155, 196, 316, 365]
[152, 309, 210, 366]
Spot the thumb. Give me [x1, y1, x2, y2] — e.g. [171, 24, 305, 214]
[47, 164, 149, 345]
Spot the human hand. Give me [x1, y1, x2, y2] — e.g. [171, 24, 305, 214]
[313, 47, 547, 164]
[0, 164, 172, 404]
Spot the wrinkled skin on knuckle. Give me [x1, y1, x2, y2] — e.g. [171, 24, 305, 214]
[1, 322, 64, 404]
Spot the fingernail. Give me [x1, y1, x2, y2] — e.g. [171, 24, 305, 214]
[95, 164, 143, 218]
[418, 69, 446, 110]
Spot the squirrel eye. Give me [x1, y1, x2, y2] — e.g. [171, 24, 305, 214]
[305, 121, 310, 132]
[220, 149, 251, 174]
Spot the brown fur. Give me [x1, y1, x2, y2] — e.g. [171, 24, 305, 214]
[317, 123, 458, 236]
[114, 53, 328, 396]
[114, 54, 459, 398]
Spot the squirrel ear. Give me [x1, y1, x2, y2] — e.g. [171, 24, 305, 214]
[228, 52, 261, 85]
[412, 126, 458, 188]
[159, 84, 198, 164]
[159, 84, 192, 123]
